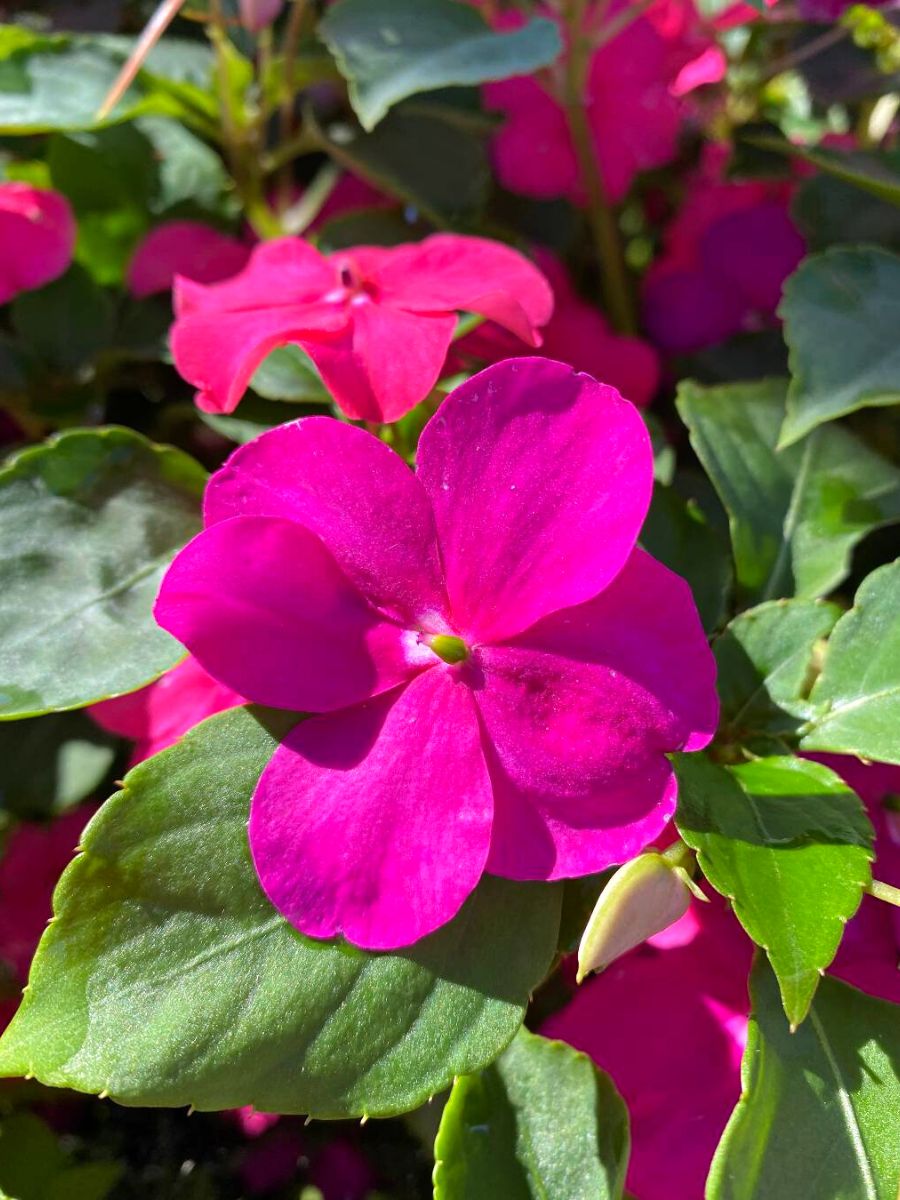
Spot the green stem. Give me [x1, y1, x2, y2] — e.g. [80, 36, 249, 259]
[561, 1, 636, 333]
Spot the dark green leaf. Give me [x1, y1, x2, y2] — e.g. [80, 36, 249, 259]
[319, 108, 490, 227]
[0, 1112, 120, 1200]
[794, 173, 900, 254]
[0, 711, 118, 818]
[11, 267, 115, 373]
[747, 136, 900, 209]
[433, 1028, 629, 1200]
[780, 248, 900, 446]
[676, 754, 873, 1027]
[801, 560, 900, 764]
[0, 707, 562, 1117]
[715, 599, 840, 749]
[708, 959, 900, 1200]
[0, 427, 205, 719]
[676, 378, 900, 602]
[640, 485, 732, 633]
[320, 0, 560, 131]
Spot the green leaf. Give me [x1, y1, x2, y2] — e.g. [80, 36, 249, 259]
[779, 248, 900, 446]
[640, 485, 733, 633]
[320, 0, 561, 131]
[0, 706, 562, 1117]
[0, 711, 118, 818]
[715, 599, 841, 750]
[0, 29, 214, 135]
[0, 427, 206, 719]
[801, 560, 900, 764]
[11, 267, 115, 374]
[708, 959, 900, 1200]
[675, 755, 873, 1028]
[250, 345, 330, 403]
[318, 107, 490, 227]
[676, 378, 900, 602]
[747, 136, 900, 209]
[433, 1028, 629, 1200]
[0, 1113, 120, 1200]
[793, 171, 900, 255]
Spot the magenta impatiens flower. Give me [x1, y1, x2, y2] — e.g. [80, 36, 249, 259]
[154, 358, 716, 950]
[642, 146, 805, 353]
[170, 234, 553, 422]
[0, 183, 75, 306]
[89, 655, 244, 765]
[127, 220, 251, 299]
[484, 1, 724, 204]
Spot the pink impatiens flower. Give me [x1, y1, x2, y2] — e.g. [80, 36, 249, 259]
[642, 146, 806, 354]
[127, 221, 251, 299]
[170, 234, 553, 422]
[451, 249, 660, 408]
[89, 655, 244, 765]
[155, 358, 717, 950]
[0, 183, 75, 306]
[484, 1, 724, 205]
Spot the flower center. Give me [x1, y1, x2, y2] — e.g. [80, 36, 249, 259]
[425, 634, 470, 665]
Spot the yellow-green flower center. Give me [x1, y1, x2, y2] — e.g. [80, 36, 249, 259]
[427, 634, 469, 665]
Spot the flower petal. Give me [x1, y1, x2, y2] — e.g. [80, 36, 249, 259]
[249, 668, 493, 950]
[154, 515, 421, 712]
[302, 303, 457, 422]
[173, 237, 334, 317]
[417, 358, 653, 644]
[127, 220, 251, 299]
[367, 234, 554, 346]
[171, 306, 346, 415]
[477, 549, 718, 879]
[205, 417, 447, 626]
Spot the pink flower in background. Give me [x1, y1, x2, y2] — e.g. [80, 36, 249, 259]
[171, 234, 553, 421]
[642, 146, 806, 353]
[155, 358, 717, 950]
[0, 183, 75, 306]
[89, 656, 244, 765]
[485, 1, 725, 204]
[545, 897, 751, 1200]
[546, 754, 900, 1199]
[452, 249, 660, 407]
[127, 221, 251, 299]
[238, 0, 284, 30]
[0, 807, 93, 1029]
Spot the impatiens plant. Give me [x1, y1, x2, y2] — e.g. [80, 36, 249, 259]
[0, 0, 899, 1196]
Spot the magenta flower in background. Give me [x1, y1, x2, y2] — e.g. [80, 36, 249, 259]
[89, 656, 244, 765]
[545, 755, 900, 1200]
[545, 896, 751, 1200]
[238, 0, 283, 31]
[155, 358, 717, 950]
[451, 248, 660, 408]
[484, 1, 725, 205]
[170, 233, 553, 422]
[642, 145, 806, 354]
[127, 220, 251, 299]
[0, 183, 75, 306]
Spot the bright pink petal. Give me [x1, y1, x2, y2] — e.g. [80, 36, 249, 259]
[127, 221, 251, 298]
[0, 184, 75, 305]
[205, 417, 447, 626]
[249, 669, 493, 950]
[367, 234, 554, 346]
[478, 549, 718, 879]
[544, 898, 751, 1200]
[670, 44, 727, 96]
[302, 302, 457, 422]
[173, 237, 334, 317]
[89, 656, 243, 763]
[485, 76, 580, 201]
[417, 359, 653, 644]
[154, 515, 422, 712]
[170, 305, 345, 414]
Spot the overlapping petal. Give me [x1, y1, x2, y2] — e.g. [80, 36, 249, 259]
[416, 359, 653, 644]
[301, 303, 457, 422]
[128, 221, 251, 298]
[478, 550, 717, 878]
[174, 238, 335, 317]
[155, 515, 422, 712]
[205, 417, 448, 626]
[249, 669, 493, 950]
[366, 235, 554, 346]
